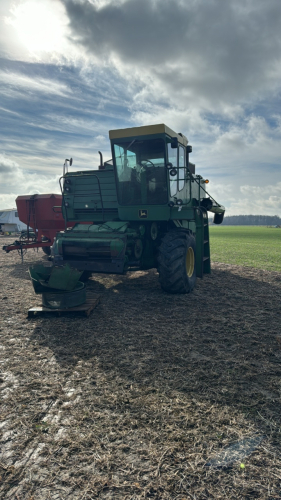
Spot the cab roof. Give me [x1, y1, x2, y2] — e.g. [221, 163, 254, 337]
[109, 124, 188, 147]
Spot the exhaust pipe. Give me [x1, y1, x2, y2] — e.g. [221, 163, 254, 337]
[98, 151, 104, 170]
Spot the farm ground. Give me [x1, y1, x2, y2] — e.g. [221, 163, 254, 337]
[1, 235, 281, 499]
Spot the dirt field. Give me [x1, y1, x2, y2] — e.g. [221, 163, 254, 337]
[1, 235, 281, 499]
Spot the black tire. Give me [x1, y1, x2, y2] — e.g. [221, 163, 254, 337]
[158, 230, 196, 294]
[42, 246, 51, 256]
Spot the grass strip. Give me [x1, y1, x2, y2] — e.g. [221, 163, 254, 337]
[209, 225, 281, 272]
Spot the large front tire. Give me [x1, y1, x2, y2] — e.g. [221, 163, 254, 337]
[158, 230, 196, 294]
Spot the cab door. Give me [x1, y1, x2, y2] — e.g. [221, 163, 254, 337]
[167, 143, 190, 200]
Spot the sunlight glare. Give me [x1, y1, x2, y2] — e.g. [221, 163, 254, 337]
[5, 1, 67, 54]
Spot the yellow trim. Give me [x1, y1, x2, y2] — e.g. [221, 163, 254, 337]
[139, 209, 148, 218]
[186, 247, 195, 277]
[109, 124, 188, 146]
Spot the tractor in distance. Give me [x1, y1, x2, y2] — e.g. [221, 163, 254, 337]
[51, 124, 225, 294]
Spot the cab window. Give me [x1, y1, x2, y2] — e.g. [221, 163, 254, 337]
[114, 138, 167, 205]
[167, 143, 178, 197]
[178, 145, 185, 192]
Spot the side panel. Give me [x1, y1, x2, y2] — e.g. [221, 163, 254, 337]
[117, 206, 196, 221]
[16, 194, 64, 230]
[117, 206, 171, 221]
[62, 169, 118, 222]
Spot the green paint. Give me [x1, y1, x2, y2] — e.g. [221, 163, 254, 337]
[54, 125, 225, 285]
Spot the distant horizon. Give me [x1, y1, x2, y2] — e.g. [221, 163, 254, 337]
[1, 205, 281, 220]
[209, 214, 281, 225]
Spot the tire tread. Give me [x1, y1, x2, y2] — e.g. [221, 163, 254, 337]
[157, 230, 196, 294]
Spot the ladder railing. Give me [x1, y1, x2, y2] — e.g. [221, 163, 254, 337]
[194, 206, 211, 278]
[59, 173, 105, 228]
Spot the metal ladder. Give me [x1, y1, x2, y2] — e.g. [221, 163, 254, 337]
[195, 206, 211, 278]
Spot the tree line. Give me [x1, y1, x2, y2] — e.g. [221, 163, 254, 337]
[209, 215, 281, 225]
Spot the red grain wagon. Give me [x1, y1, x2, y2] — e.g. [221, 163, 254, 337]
[3, 193, 73, 256]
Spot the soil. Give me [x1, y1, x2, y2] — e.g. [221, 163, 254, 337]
[1, 235, 281, 500]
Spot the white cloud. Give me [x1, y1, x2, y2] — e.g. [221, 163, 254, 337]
[0, 70, 71, 97]
[5, 1, 67, 54]
[227, 196, 281, 216]
[212, 182, 281, 216]
[0, 193, 18, 209]
[59, 0, 281, 114]
[240, 182, 281, 196]
[0, 154, 61, 208]
[0, 0, 281, 218]
[208, 183, 234, 197]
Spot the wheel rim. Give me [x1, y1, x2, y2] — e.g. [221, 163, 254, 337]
[186, 247, 194, 277]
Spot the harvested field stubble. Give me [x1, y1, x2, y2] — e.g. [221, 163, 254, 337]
[1, 235, 281, 499]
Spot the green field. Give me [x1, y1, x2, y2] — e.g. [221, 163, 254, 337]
[209, 225, 281, 272]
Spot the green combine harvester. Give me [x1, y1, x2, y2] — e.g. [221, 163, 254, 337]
[49, 124, 224, 295]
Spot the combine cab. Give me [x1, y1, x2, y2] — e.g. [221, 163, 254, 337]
[51, 124, 225, 294]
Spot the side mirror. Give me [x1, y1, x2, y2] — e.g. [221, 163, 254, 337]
[188, 162, 195, 175]
[171, 137, 178, 149]
[69, 158, 73, 166]
[213, 212, 224, 225]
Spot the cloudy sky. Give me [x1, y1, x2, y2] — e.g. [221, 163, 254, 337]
[0, 0, 281, 215]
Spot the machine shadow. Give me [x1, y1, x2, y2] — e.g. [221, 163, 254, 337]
[30, 266, 281, 436]
[5, 251, 49, 281]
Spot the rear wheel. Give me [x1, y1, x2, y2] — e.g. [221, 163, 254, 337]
[158, 230, 196, 294]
